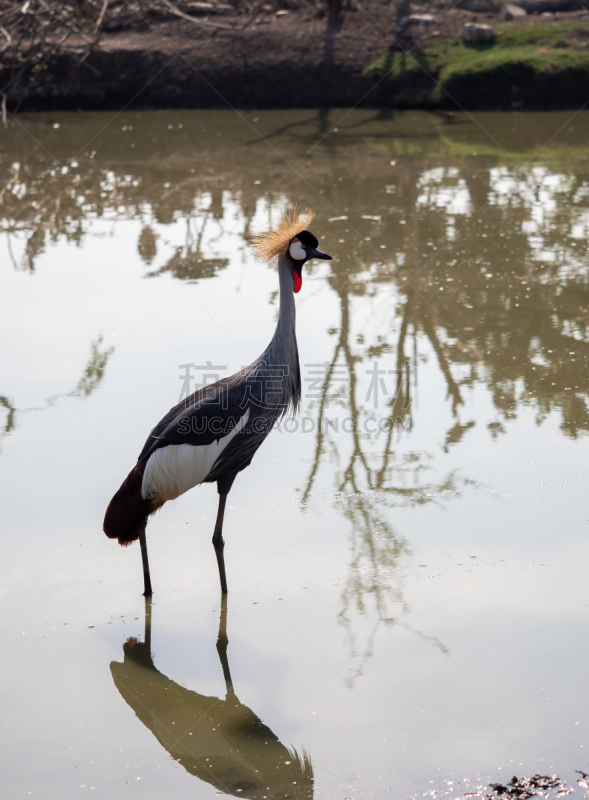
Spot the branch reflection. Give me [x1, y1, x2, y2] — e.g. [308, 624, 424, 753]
[301, 246, 464, 680]
[0, 334, 114, 453]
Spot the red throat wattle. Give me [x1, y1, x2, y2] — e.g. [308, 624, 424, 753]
[293, 271, 302, 293]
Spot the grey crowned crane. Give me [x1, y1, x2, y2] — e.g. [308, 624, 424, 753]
[103, 208, 332, 596]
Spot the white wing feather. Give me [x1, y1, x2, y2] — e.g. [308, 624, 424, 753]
[141, 410, 250, 501]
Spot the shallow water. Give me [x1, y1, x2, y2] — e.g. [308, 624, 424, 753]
[1, 108, 589, 800]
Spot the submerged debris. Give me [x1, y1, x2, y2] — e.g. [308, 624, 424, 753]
[454, 773, 589, 799]
[489, 774, 568, 798]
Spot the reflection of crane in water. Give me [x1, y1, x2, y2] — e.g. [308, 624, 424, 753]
[110, 598, 313, 800]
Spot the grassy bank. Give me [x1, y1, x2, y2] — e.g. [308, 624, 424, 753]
[3, 7, 589, 111]
[364, 21, 589, 107]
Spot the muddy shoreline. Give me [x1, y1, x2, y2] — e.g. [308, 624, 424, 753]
[4, 6, 589, 111]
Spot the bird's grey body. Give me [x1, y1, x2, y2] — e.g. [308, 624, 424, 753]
[138, 260, 301, 504]
[104, 219, 331, 596]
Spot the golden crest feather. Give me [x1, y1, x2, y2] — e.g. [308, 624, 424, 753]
[251, 207, 316, 263]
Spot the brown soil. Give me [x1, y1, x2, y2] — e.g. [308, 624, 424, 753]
[6, 3, 589, 110]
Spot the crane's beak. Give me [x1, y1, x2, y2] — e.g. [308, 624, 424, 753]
[308, 248, 332, 260]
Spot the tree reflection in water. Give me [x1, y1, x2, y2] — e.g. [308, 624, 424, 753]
[110, 598, 313, 800]
[3, 109, 589, 671]
[0, 335, 114, 454]
[143, 211, 229, 282]
[300, 240, 467, 680]
[4, 112, 587, 434]
[0, 395, 16, 455]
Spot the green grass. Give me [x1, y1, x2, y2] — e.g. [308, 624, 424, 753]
[481, 19, 584, 48]
[363, 22, 589, 106]
[365, 128, 589, 163]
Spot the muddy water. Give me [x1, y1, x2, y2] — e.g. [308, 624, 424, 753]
[1, 109, 589, 800]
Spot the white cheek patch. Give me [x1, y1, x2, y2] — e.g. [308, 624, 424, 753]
[289, 240, 306, 260]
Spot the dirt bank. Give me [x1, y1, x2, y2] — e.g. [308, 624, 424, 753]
[3, 3, 589, 111]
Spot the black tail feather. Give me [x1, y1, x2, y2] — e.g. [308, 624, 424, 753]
[104, 463, 157, 546]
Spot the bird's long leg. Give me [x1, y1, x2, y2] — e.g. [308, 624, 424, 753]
[139, 526, 153, 597]
[212, 493, 229, 594]
[144, 595, 152, 652]
[213, 474, 237, 594]
[216, 594, 235, 697]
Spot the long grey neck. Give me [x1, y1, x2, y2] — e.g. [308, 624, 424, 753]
[259, 256, 300, 412]
[275, 257, 297, 342]
[266, 257, 298, 362]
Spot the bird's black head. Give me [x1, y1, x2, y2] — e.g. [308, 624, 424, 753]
[288, 229, 332, 293]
